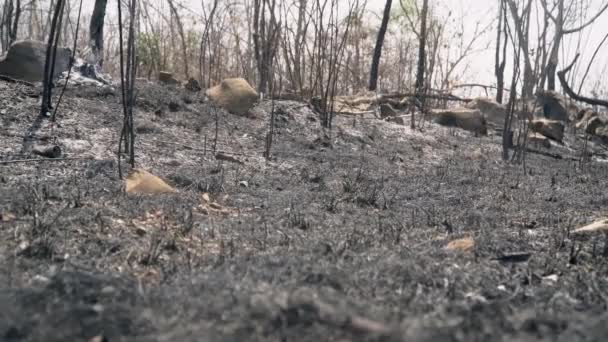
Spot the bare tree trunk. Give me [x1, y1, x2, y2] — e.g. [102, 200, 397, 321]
[168, 0, 189, 78]
[253, 0, 281, 95]
[90, 0, 108, 67]
[506, 0, 534, 99]
[494, 0, 507, 103]
[9, 0, 21, 45]
[368, 0, 392, 91]
[40, 0, 65, 116]
[539, 0, 608, 91]
[413, 0, 429, 129]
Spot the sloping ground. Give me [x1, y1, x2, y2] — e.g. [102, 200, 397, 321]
[1, 80, 608, 342]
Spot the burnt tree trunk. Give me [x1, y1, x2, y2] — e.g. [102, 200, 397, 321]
[494, 0, 507, 104]
[368, 0, 392, 91]
[413, 0, 429, 129]
[89, 0, 108, 67]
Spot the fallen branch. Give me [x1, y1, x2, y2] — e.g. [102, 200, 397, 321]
[0, 75, 36, 87]
[32, 144, 62, 158]
[0, 156, 93, 165]
[557, 54, 608, 109]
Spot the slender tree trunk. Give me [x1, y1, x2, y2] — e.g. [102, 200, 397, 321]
[89, 0, 108, 67]
[368, 0, 392, 91]
[168, 0, 189, 78]
[495, 0, 507, 103]
[413, 0, 429, 128]
[40, 0, 65, 116]
[9, 0, 21, 45]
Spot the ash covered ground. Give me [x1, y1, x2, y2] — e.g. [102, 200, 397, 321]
[1, 79, 608, 342]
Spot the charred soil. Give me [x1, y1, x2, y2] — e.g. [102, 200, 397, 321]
[1, 80, 608, 342]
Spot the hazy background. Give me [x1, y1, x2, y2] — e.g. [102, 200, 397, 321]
[80, 0, 608, 96]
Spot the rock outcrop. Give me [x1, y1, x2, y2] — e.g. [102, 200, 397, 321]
[379, 103, 398, 118]
[465, 97, 507, 127]
[431, 109, 488, 135]
[530, 118, 565, 142]
[206, 78, 259, 116]
[0, 40, 71, 82]
[158, 71, 179, 85]
[536, 90, 578, 122]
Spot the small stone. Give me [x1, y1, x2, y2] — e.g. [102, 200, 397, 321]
[30, 274, 50, 285]
[1, 212, 16, 222]
[239, 180, 249, 188]
[89, 335, 108, 342]
[542, 274, 559, 285]
[168, 101, 180, 112]
[16, 241, 30, 255]
[135, 226, 147, 237]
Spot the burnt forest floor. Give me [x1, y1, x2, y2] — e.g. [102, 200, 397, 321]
[1, 79, 608, 342]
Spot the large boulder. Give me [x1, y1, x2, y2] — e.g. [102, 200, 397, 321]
[530, 118, 564, 142]
[465, 97, 507, 127]
[595, 125, 608, 142]
[536, 90, 577, 122]
[576, 110, 604, 135]
[206, 78, 259, 116]
[0, 40, 71, 82]
[158, 71, 179, 85]
[379, 103, 398, 118]
[431, 108, 488, 135]
[526, 133, 552, 149]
